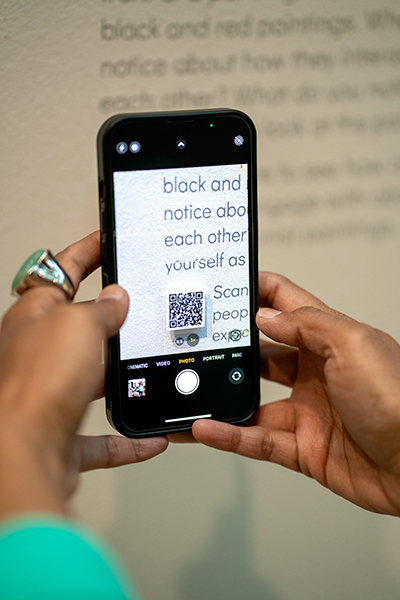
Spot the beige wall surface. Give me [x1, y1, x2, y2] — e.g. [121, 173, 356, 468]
[1, 0, 400, 598]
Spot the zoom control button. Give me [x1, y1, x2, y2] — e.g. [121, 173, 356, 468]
[187, 333, 199, 347]
[229, 368, 245, 385]
[175, 369, 200, 395]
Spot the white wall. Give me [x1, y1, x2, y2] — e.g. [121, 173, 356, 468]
[1, 1, 400, 598]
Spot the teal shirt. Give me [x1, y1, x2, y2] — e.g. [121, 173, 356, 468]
[0, 517, 140, 600]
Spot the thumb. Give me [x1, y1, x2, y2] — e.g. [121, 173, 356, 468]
[91, 284, 130, 339]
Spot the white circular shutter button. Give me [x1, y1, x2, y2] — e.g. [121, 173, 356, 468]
[175, 369, 200, 395]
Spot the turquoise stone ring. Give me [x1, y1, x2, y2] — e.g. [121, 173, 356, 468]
[12, 249, 75, 299]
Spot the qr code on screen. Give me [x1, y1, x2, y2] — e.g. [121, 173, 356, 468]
[167, 291, 205, 330]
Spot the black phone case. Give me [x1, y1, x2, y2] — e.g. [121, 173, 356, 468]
[97, 109, 259, 437]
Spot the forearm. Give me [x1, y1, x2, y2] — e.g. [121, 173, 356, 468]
[0, 420, 67, 521]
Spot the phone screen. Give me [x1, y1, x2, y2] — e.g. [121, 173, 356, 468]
[98, 110, 259, 436]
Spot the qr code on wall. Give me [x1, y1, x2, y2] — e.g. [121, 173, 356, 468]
[167, 290, 205, 330]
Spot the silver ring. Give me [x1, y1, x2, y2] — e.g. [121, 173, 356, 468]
[12, 249, 75, 300]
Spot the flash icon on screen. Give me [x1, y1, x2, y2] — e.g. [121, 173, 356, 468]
[116, 142, 128, 154]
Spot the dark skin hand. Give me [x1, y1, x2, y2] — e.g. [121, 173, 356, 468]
[5, 232, 400, 518]
[191, 273, 400, 516]
[0, 232, 168, 519]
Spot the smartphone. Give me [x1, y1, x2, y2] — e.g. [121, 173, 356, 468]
[97, 109, 259, 437]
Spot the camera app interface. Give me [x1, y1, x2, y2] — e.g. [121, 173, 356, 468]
[115, 163, 251, 359]
[113, 161, 255, 429]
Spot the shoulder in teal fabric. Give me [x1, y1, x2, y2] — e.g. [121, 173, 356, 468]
[0, 516, 140, 600]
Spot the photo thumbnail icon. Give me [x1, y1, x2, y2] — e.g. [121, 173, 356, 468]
[128, 378, 146, 398]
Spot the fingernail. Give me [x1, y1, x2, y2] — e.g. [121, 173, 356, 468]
[96, 284, 125, 302]
[257, 307, 282, 319]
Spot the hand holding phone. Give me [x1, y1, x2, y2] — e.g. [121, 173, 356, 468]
[97, 109, 259, 437]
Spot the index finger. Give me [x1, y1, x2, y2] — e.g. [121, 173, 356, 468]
[54, 230, 101, 291]
[259, 272, 337, 315]
[3, 232, 101, 330]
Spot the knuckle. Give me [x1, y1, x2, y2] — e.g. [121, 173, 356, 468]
[0, 307, 16, 332]
[344, 322, 377, 351]
[105, 435, 120, 468]
[229, 425, 243, 453]
[258, 430, 274, 462]
[1, 287, 69, 333]
[295, 305, 320, 317]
